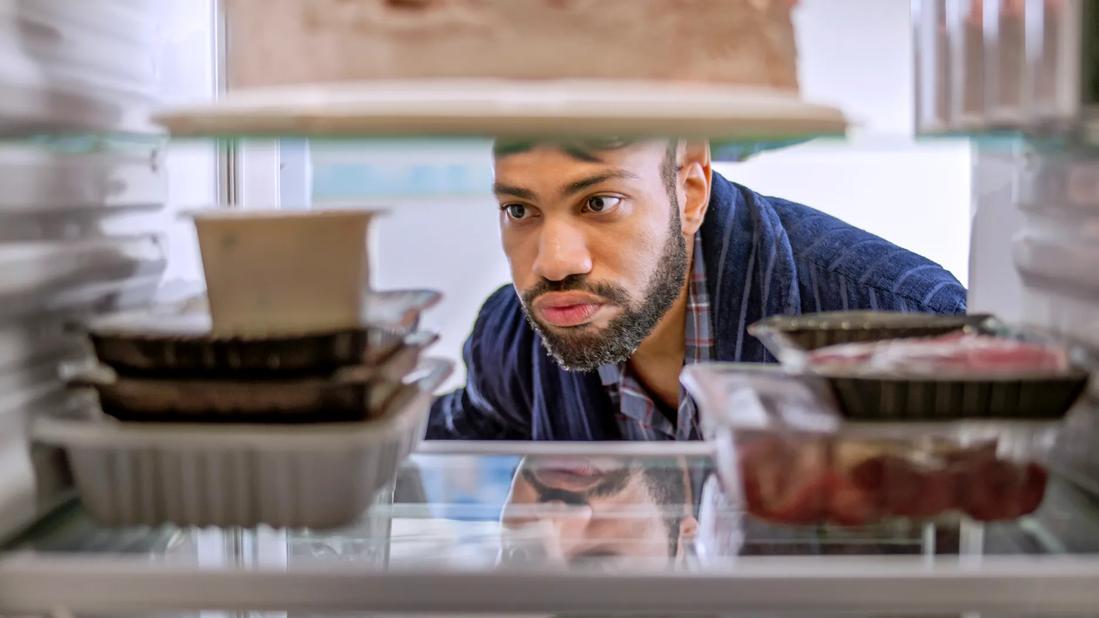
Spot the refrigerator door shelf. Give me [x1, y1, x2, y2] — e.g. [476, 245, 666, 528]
[1013, 226, 1099, 349]
[0, 54, 157, 135]
[0, 205, 165, 243]
[1014, 228, 1099, 295]
[1017, 153, 1099, 218]
[0, 315, 85, 375]
[0, 0, 156, 50]
[0, 237, 165, 299]
[0, 149, 165, 213]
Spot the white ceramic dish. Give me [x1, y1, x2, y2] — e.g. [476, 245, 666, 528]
[33, 357, 453, 529]
[155, 79, 847, 140]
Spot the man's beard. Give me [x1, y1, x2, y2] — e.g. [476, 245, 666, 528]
[518, 207, 690, 372]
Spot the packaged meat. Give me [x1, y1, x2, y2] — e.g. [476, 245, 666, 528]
[750, 312, 1089, 420]
[807, 332, 1072, 378]
[681, 363, 1058, 527]
[736, 431, 1051, 525]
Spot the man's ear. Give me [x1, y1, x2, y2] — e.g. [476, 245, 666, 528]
[677, 140, 712, 235]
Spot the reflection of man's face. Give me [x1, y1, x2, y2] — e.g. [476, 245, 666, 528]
[500, 457, 697, 566]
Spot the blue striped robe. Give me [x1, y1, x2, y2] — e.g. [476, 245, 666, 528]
[428, 172, 967, 441]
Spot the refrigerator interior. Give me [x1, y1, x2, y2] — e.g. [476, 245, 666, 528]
[0, 0, 1098, 615]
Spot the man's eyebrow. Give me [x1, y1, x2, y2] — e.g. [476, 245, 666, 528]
[493, 183, 536, 200]
[561, 170, 639, 199]
[568, 546, 623, 566]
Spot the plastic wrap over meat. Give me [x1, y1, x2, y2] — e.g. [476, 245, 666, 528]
[808, 332, 1072, 378]
[682, 363, 1060, 527]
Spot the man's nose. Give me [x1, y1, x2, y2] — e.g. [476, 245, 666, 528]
[532, 219, 593, 282]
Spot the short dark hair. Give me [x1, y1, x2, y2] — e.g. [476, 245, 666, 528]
[493, 138, 679, 200]
[493, 138, 640, 162]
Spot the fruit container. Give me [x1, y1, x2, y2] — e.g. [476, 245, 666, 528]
[681, 363, 1059, 527]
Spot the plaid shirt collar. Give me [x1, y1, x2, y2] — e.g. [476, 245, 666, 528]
[597, 233, 715, 441]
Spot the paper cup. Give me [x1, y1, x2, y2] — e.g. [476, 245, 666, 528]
[195, 209, 379, 336]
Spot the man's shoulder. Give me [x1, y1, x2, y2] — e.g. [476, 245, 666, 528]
[469, 284, 537, 353]
[756, 192, 966, 313]
[478, 283, 523, 318]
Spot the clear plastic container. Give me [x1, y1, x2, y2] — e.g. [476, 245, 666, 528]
[947, 0, 986, 128]
[1016, 150, 1099, 217]
[1023, 0, 1083, 124]
[984, 0, 1028, 125]
[1014, 221, 1099, 349]
[682, 363, 1059, 527]
[914, 0, 954, 133]
[1014, 222, 1099, 294]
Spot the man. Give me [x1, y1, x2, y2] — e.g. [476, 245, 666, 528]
[428, 140, 966, 441]
[499, 456, 697, 566]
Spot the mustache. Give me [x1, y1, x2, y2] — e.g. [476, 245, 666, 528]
[521, 275, 632, 308]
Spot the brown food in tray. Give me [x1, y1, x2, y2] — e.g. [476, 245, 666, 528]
[85, 289, 440, 378]
[66, 332, 437, 423]
[735, 434, 1049, 526]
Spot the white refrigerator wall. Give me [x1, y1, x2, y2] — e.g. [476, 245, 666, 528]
[157, 0, 218, 285]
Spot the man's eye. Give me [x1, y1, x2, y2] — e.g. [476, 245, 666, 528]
[503, 204, 530, 220]
[584, 196, 622, 213]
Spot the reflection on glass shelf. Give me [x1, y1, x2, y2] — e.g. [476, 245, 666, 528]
[7, 449, 1099, 574]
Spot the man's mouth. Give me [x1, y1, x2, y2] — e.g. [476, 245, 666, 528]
[532, 292, 607, 327]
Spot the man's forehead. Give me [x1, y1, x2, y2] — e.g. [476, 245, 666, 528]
[492, 139, 667, 165]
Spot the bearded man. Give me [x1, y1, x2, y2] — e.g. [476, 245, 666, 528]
[428, 140, 966, 441]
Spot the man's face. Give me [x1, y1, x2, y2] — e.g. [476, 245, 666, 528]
[500, 457, 696, 566]
[493, 141, 689, 371]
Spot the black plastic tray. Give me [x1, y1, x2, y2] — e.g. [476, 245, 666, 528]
[67, 332, 435, 423]
[749, 312, 1090, 421]
[85, 289, 440, 378]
